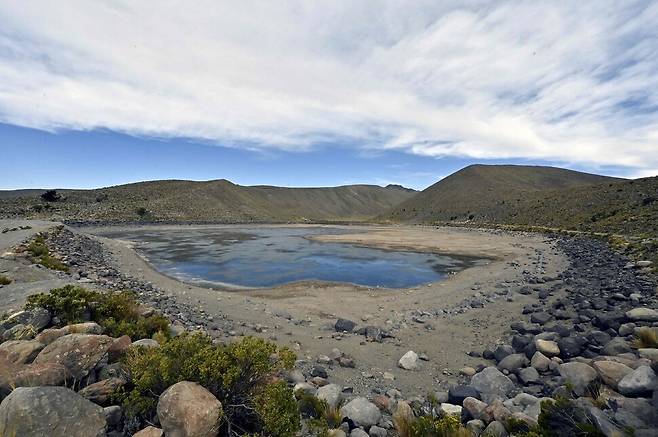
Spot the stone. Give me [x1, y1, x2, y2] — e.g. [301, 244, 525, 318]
[557, 337, 585, 358]
[466, 419, 486, 435]
[482, 420, 509, 437]
[34, 334, 113, 380]
[316, 384, 342, 409]
[35, 327, 70, 345]
[448, 385, 480, 405]
[558, 362, 598, 396]
[530, 312, 552, 325]
[340, 397, 382, 428]
[311, 366, 328, 378]
[618, 365, 657, 397]
[638, 348, 658, 362]
[328, 430, 347, 437]
[463, 396, 491, 422]
[602, 338, 632, 356]
[103, 405, 123, 428]
[0, 340, 45, 364]
[626, 308, 658, 322]
[335, 318, 357, 332]
[497, 353, 528, 372]
[294, 382, 317, 397]
[350, 429, 368, 437]
[2, 324, 36, 341]
[470, 367, 515, 403]
[134, 427, 164, 437]
[592, 361, 633, 391]
[534, 339, 560, 357]
[530, 351, 551, 372]
[79, 377, 126, 405]
[493, 345, 514, 363]
[460, 366, 476, 377]
[107, 335, 132, 362]
[486, 399, 512, 422]
[398, 351, 419, 370]
[0, 386, 106, 437]
[1, 308, 51, 331]
[157, 381, 223, 437]
[67, 322, 103, 334]
[369, 425, 387, 437]
[518, 367, 540, 385]
[131, 338, 160, 348]
[439, 403, 462, 416]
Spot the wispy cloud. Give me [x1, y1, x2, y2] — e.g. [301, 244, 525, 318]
[0, 1, 657, 176]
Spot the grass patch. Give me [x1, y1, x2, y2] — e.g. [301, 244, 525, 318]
[120, 333, 298, 436]
[25, 285, 169, 340]
[26, 234, 69, 272]
[0, 274, 11, 285]
[393, 406, 470, 437]
[633, 327, 658, 349]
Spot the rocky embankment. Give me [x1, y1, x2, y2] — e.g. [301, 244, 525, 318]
[0, 226, 656, 436]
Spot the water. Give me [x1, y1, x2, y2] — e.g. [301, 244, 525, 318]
[97, 226, 478, 289]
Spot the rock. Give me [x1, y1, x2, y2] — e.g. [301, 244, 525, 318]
[131, 338, 160, 348]
[398, 351, 419, 370]
[285, 369, 306, 384]
[1, 308, 51, 331]
[157, 381, 223, 437]
[103, 405, 123, 428]
[534, 339, 560, 357]
[294, 382, 317, 397]
[335, 318, 357, 333]
[470, 367, 515, 403]
[530, 351, 551, 372]
[486, 399, 512, 422]
[463, 397, 491, 422]
[466, 419, 486, 435]
[460, 366, 476, 377]
[592, 361, 633, 391]
[439, 403, 462, 416]
[558, 362, 598, 396]
[497, 353, 528, 372]
[557, 337, 585, 359]
[34, 334, 113, 380]
[35, 327, 70, 345]
[448, 385, 480, 405]
[134, 427, 164, 437]
[369, 425, 387, 437]
[68, 322, 103, 334]
[602, 337, 632, 356]
[169, 324, 186, 338]
[482, 420, 509, 437]
[311, 366, 328, 378]
[328, 430, 347, 437]
[493, 345, 514, 363]
[79, 377, 126, 405]
[98, 362, 130, 381]
[638, 348, 658, 362]
[0, 386, 106, 436]
[107, 335, 132, 362]
[530, 312, 552, 325]
[626, 308, 658, 322]
[2, 323, 36, 341]
[618, 365, 657, 397]
[518, 367, 540, 385]
[340, 397, 382, 428]
[0, 340, 45, 364]
[316, 384, 342, 409]
[350, 429, 368, 437]
[9, 362, 68, 388]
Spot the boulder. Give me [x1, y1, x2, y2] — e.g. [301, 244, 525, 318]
[2, 324, 36, 341]
[78, 377, 126, 405]
[518, 367, 540, 385]
[534, 339, 560, 357]
[316, 384, 342, 409]
[157, 381, 223, 437]
[497, 354, 528, 372]
[482, 420, 509, 437]
[134, 427, 164, 437]
[67, 322, 103, 334]
[448, 385, 480, 405]
[340, 397, 382, 428]
[493, 345, 514, 363]
[103, 405, 123, 428]
[0, 386, 106, 436]
[0, 308, 51, 331]
[350, 429, 368, 437]
[335, 319, 357, 333]
[439, 403, 462, 416]
[592, 361, 633, 391]
[558, 362, 598, 396]
[530, 351, 551, 372]
[35, 327, 70, 345]
[0, 340, 45, 364]
[131, 338, 160, 348]
[398, 351, 419, 370]
[625, 308, 658, 322]
[34, 334, 113, 380]
[618, 365, 657, 397]
[470, 367, 515, 403]
[602, 338, 632, 356]
[369, 425, 387, 437]
[463, 396, 491, 422]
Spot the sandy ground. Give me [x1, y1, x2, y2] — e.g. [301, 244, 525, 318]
[0, 220, 567, 396]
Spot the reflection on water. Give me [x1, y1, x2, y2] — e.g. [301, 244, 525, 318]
[98, 226, 478, 289]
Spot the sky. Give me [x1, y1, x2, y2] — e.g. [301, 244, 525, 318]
[1, 1, 657, 190]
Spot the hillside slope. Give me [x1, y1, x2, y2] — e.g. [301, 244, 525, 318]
[0, 179, 415, 223]
[382, 164, 623, 223]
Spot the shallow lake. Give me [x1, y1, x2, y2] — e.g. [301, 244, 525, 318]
[97, 226, 478, 289]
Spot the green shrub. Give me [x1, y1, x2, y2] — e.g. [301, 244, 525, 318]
[0, 274, 11, 285]
[122, 333, 298, 436]
[25, 285, 168, 340]
[26, 235, 69, 272]
[27, 235, 49, 257]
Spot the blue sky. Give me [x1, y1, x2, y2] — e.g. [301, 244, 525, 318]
[1, 1, 657, 189]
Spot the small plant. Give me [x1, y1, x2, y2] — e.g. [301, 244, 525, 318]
[0, 274, 11, 285]
[26, 235, 69, 272]
[256, 381, 301, 437]
[633, 327, 658, 349]
[135, 207, 148, 218]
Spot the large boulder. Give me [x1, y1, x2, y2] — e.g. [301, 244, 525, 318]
[0, 340, 45, 365]
[497, 353, 528, 372]
[78, 377, 126, 405]
[34, 334, 113, 380]
[534, 339, 560, 357]
[340, 397, 381, 428]
[316, 384, 342, 409]
[463, 397, 491, 422]
[157, 381, 223, 437]
[618, 365, 657, 397]
[335, 319, 357, 333]
[0, 308, 51, 331]
[558, 362, 598, 396]
[470, 367, 516, 403]
[592, 360, 633, 391]
[134, 427, 164, 437]
[625, 308, 658, 322]
[0, 386, 106, 436]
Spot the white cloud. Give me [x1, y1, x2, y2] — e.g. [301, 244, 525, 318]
[0, 0, 657, 175]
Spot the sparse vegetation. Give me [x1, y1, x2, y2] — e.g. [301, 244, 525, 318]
[121, 333, 298, 436]
[40, 189, 62, 202]
[26, 234, 69, 272]
[0, 274, 11, 285]
[633, 327, 658, 349]
[25, 285, 169, 340]
[393, 405, 470, 437]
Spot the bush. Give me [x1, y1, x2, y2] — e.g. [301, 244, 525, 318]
[393, 409, 470, 437]
[122, 333, 298, 436]
[0, 274, 11, 285]
[26, 235, 69, 272]
[25, 285, 168, 340]
[40, 190, 61, 202]
[633, 327, 658, 349]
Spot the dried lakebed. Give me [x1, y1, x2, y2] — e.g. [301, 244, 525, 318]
[92, 226, 483, 289]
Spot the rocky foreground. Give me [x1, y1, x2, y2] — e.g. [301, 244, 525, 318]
[0, 225, 657, 436]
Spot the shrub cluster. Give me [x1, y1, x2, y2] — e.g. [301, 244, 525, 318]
[0, 274, 11, 285]
[121, 333, 299, 436]
[26, 234, 69, 272]
[25, 285, 169, 340]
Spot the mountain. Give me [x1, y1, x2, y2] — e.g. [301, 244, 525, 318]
[0, 179, 416, 223]
[382, 164, 623, 224]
